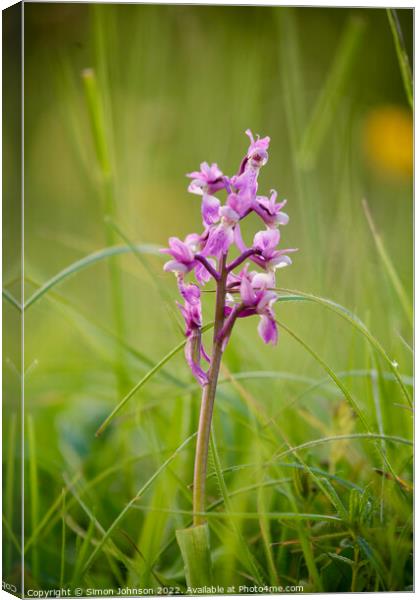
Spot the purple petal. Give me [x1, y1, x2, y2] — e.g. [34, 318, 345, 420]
[219, 205, 240, 225]
[163, 260, 189, 273]
[185, 333, 209, 386]
[178, 280, 201, 305]
[177, 298, 202, 336]
[231, 170, 258, 199]
[188, 179, 206, 195]
[227, 191, 252, 218]
[245, 129, 270, 155]
[185, 232, 200, 245]
[245, 130, 270, 167]
[269, 255, 292, 270]
[187, 162, 225, 195]
[201, 193, 221, 226]
[258, 315, 278, 345]
[252, 272, 275, 290]
[253, 229, 280, 253]
[232, 225, 247, 254]
[256, 290, 277, 312]
[194, 261, 213, 285]
[201, 161, 223, 181]
[169, 237, 194, 262]
[274, 211, 289, 226]
[240, 276, 257, 305]
[201, 343, 211, 363]
[203, 224, 234, 257]
[253, 193, 289, 228]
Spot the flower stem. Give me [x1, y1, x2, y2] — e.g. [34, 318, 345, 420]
[217, 303, 242, 343]
[227, 248, 262, 272]
[194, 254, 220, 281]
[192, 254, 227, 526]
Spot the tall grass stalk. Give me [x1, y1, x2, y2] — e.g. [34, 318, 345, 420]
[27, 415, 40, 584]
[59, 490, 66, 588]
[297, 16, 365, 169]
[386, 8, 413, 109]
[81, 67, 128, 395]
[5, 414, 17, 574]
[362, 199, 412, 326]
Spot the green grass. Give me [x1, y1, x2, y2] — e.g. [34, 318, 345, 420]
[2, 4, 413, 595]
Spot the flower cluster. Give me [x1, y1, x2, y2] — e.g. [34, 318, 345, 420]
[161, 130, 296, 385]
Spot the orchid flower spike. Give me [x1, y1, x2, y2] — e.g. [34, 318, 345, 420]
[162, 130, 297, 385]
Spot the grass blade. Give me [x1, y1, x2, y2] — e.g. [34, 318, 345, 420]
[106, 218, 176, 313]
[24, 244, 159, 310]
[27, 415, 40, 584]
[95, 323, 213, 436]
[362, 199, 412, 325]
[276, 7, 306, 150]
[357, 536, 388, 588]
[40, 289, 184, 388]
[4, 413, 17, 573]
[95, 339, 187, 436]
[298, 16, 365, 169]
[212, 434, 411, 481]
[2, 515, 21, 554]
[277, 320, 370, 431]
[63, 475, 128, 582]
[386, 9, 413, 109]
[176, 524, 213, 587]
[60, 490, 66, 588]
[275, 288, 412, 407]
[210, 429, 264, 584]
[82, 432, 196, 574]
[136, 506, 342, 523]
[2, 289, 21, 311]
[275, 433, 412, 459]
[24, 477, 78, 554]
[82, 65, 129, 394]
[82, 67, 111, 175]
[71, 518, 96, 587]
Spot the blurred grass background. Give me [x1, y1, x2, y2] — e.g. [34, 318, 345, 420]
[3, 3, 413, 593]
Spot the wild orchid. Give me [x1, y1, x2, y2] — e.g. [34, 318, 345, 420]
[162, 130, 297, 526]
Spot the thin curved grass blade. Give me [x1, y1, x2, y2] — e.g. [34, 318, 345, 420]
[150, 462, 363, 574]
[82, 432, 196, 575]
[210, 429, 265, 585]
[357, 535, 388, 588]
[362, 199, 412, 325]
[275, 288, 412, 407]
[95, 323, 213, 437]
[135, 506, 343, 522]
[24, 243, 160, 310]
[277, 320, 370, 431]
[46, 290, 185, 387]
[276, 433, 412, 459]
[298, 15, 366, 169]
[213, 434, 412, 480]
[2, 289, 21, 311]
[105, 218, 176, 309]
[386, 8, 413, 109]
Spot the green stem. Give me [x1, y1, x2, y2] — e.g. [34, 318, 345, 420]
[192, 255, 227, 526]
[82, 67, 128, 395]
[351, 545, 360, 592]
[386, 9, 413, 110]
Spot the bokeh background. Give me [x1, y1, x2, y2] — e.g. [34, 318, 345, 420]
[3, 3, 413, 594]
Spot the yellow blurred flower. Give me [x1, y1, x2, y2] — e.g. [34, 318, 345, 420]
[363, 105, 413, 179]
